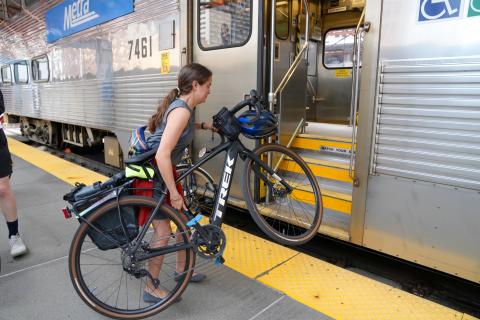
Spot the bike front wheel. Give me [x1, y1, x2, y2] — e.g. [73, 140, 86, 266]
[68, 196, 195, 319]
[242, 143, 323, 246]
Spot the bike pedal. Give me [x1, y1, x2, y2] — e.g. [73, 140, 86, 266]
[186, 214, 203, 227]
[215, 256, 225, 265]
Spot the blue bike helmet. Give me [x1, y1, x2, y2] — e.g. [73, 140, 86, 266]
[237, 109, 278, 139]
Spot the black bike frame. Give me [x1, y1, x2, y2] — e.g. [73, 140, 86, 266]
[132, 136, 293, 259]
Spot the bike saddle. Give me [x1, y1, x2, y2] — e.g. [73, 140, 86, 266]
[124, 148, 157, 165]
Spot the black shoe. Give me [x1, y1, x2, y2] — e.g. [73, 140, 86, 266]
[143, 291, 182, 304]
[174, 271, 207, 283]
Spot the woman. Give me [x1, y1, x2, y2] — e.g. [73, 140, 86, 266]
[144, 63, 214, 303]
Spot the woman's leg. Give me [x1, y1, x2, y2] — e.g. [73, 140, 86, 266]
[146, 219, 172, 298]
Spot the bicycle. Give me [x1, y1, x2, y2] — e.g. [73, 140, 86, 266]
[64, 90, 323, 319]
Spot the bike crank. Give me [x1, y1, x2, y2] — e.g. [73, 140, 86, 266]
[191, 224, 226, 260]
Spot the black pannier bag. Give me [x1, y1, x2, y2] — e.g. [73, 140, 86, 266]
[86, 204, 138, 251]
[213, 107, 241, 140]
[63, 172, 138, 250]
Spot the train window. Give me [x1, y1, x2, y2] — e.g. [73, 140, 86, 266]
[198, 0, 252, 50]
[32, 55, 50, 82]
[1, 66, 12, 84]
[323, 27, 363, 69]
[14, 61, 29, 84]
[275, 1, 290, 40]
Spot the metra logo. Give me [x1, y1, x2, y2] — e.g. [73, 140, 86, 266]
[64, 0, 99, 31]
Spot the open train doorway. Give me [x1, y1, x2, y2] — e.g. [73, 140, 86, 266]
[269, 0, 368, 241]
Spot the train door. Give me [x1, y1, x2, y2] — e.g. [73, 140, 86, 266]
[353, 0, 480, 283]
[191, 0, 260, 199]
[275, 0, 368, 241]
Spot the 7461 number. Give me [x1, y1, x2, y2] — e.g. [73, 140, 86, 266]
[128, 36, 152, 60]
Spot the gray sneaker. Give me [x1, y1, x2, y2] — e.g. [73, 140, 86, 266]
[9, 234, 28, 257]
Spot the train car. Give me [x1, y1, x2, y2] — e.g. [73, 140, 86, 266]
[0, 0, 479, 285]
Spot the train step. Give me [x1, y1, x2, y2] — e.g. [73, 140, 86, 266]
[282, 173, 352, 215]
[280, 154, 353, 183]
[225, 195, 351, 241]
[292, 122, 355, 157]
[292, 133, 355, 156]
[279, 122, 356, 217]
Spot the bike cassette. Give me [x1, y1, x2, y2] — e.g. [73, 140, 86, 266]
[191, 224, 226, 260]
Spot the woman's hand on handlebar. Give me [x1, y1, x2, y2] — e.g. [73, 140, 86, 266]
[196, 122, 218, 132]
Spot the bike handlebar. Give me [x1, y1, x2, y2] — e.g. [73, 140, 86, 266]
[230, 89, 265, 124]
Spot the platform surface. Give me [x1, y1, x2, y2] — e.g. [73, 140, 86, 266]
[0, 137, 477, 320]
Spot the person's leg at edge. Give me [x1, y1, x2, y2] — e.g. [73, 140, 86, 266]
[0, 176, 27, 257]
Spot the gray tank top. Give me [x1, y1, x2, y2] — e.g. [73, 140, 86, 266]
[147, 98, 195, 165]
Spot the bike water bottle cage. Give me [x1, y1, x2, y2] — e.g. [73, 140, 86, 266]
[212, 107, 241, 140]
[237, 109, 278, 139]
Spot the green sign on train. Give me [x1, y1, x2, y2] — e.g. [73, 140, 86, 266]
[468, 0, 480, 16]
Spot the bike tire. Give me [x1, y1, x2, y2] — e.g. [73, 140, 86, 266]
[68, 195, 195, 319]
[242, 143, 323, 246]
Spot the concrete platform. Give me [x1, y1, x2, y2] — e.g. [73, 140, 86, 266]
[0, 155, 328, 320]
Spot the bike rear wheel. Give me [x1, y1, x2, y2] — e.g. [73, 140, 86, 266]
[242, 144, 323, 245]
[68, 196, 195, 319]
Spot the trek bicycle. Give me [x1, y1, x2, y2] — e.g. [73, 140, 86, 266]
[63, 90, 322, 319]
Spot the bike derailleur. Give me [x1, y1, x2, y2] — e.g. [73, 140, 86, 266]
[190, 224, 226, 260]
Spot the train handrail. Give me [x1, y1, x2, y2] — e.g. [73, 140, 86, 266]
[349, 8, 370, 181]
[268, 0, 310, 111]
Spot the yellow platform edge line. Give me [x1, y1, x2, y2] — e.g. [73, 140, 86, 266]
[9, 138, 477, 320]
[256, 252, 477, 320]
[8, 138, 107, 185]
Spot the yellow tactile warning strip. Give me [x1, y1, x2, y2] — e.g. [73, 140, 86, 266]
[8, 138, 478, 320]
[8, 138, 107, 186]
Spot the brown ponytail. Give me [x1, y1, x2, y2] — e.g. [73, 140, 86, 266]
[148, 63, 212, 132]
[148, 88, 179, 132]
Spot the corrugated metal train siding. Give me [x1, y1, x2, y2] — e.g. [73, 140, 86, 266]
[372, 58, 480, 191]
[1, 0, 180, 133]
[0, 0, 178, 60]
[2, 73, 178, 132]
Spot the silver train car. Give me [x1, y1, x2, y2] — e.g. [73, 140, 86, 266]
[1, 0, 479, 284]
